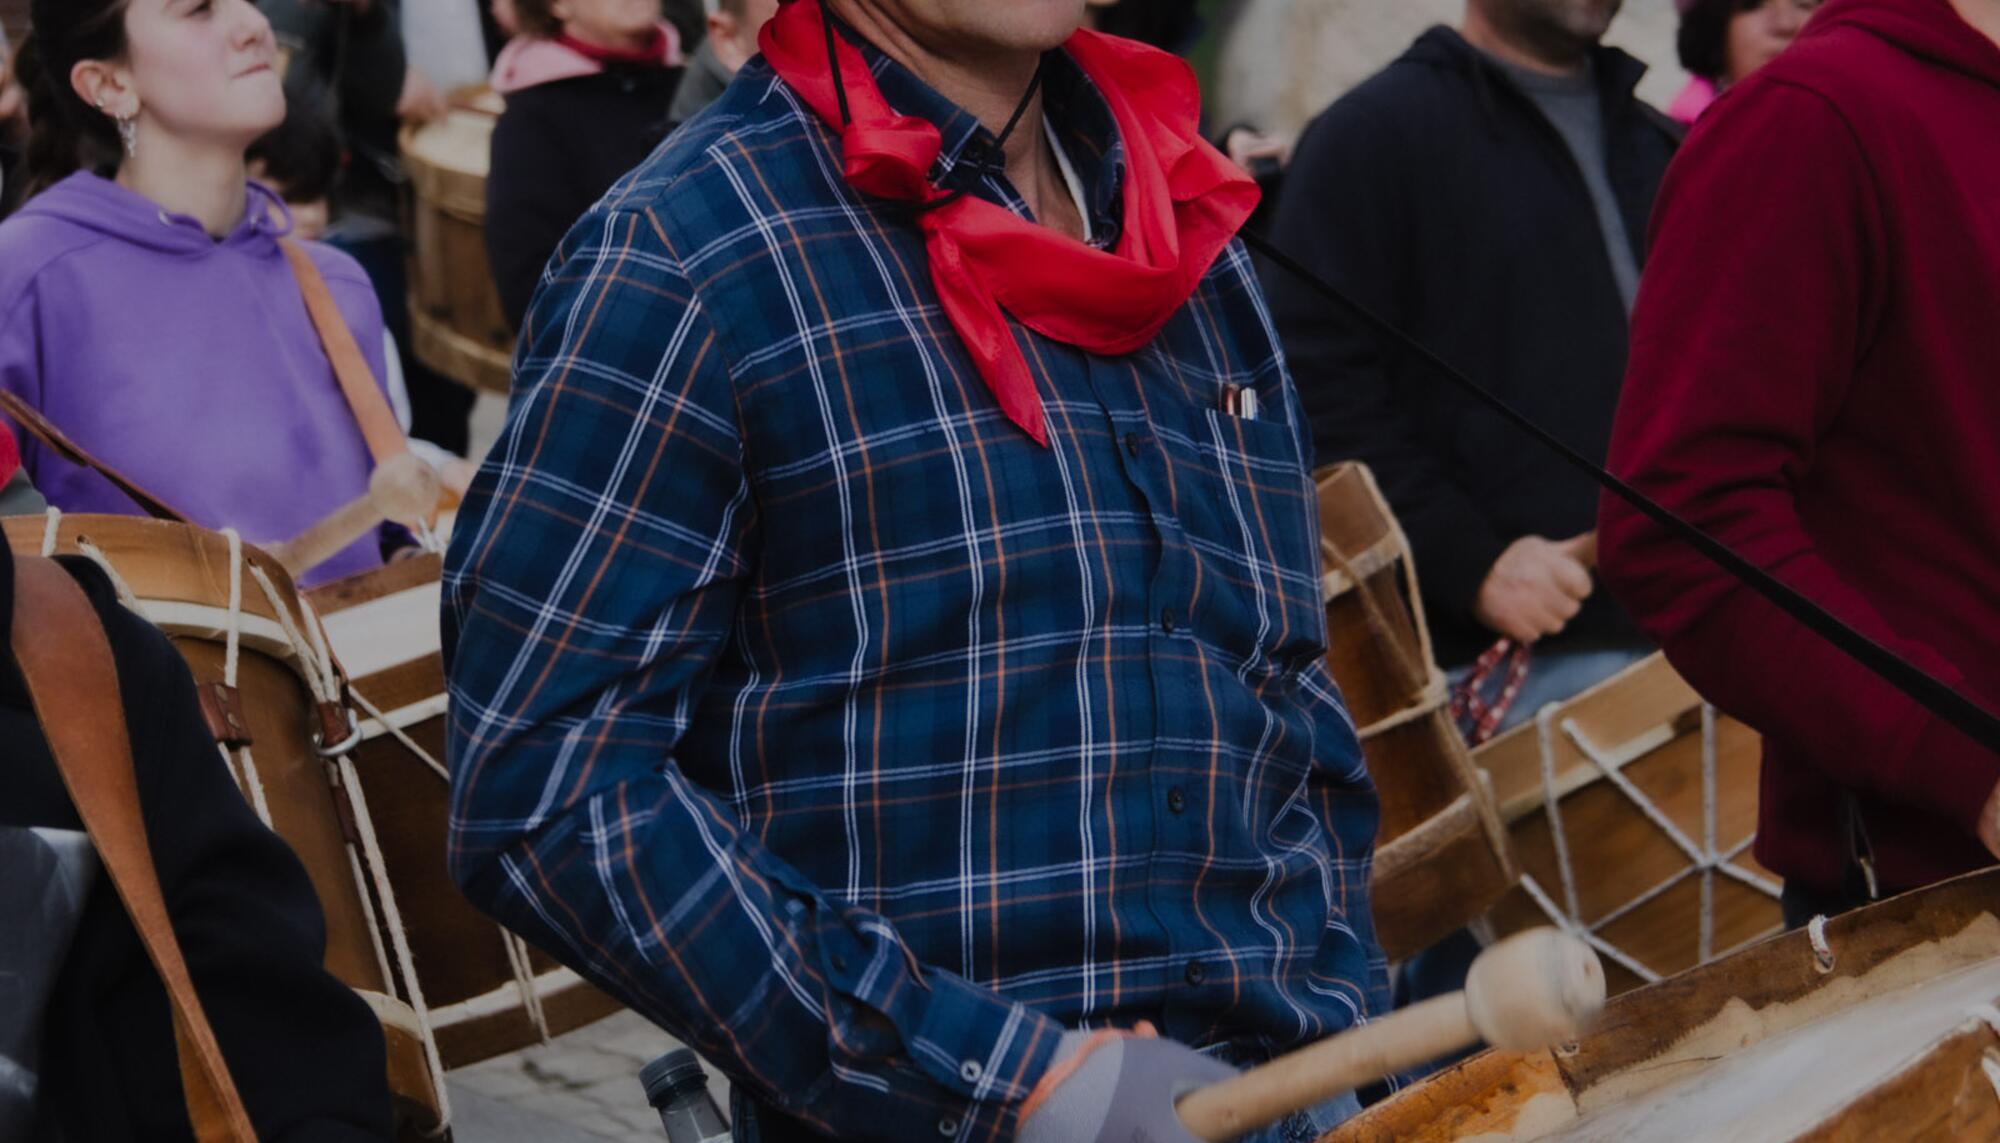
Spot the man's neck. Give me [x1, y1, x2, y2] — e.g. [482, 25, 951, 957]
[1460, 5, 1591, 77]
[827, 1, 1075, 235]
[1950, 0, 2000, 48]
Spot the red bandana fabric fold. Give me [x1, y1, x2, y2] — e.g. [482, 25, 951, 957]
[0, 423, 17, 488]
[758, 2, 1260, 446]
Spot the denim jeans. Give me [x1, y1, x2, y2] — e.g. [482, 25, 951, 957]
[1450, 641, 1653, 737]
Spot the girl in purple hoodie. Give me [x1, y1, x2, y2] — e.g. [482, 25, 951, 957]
[0, 0, 393, 586]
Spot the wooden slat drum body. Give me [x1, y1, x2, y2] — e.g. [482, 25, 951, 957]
[308, 555, 625, 1067]
[1323, 868, 2000, 1142]
[403, 90, 513, 395]
[1474, 654, 1782, 993]
[3, 515, 444, 1137]
[1315, 463, 1517, 959]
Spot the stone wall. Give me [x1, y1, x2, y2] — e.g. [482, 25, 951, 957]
[1213, 0, 1688, 136]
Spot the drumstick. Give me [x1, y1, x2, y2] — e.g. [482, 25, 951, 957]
[1176, 928, 1605, 1142]
[268, 452, 442, 579]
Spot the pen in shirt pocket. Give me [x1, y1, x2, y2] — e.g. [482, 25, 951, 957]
[1222, 384, 1261, 422]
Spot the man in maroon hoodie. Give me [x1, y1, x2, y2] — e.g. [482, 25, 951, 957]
[1600, 0, 2000, 924]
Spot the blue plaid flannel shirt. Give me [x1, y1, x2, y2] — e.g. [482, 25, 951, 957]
[442, 41, 1384, 1143]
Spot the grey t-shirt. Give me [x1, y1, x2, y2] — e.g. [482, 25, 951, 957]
[1497, 57, 1642, 312]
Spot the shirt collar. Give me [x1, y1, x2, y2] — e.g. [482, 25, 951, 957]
[853, 32, 1126, 249]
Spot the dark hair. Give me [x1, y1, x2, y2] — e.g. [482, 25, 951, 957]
[1677, 0, 1760, 81]
[248, 79, 340, 204]
[1092, 0, 1203, 55]
[16, 0, 132, 199]
[510, 0, 564, 41]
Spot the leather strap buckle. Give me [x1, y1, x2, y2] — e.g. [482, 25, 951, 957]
[197, 682, 254, 749]
[314, 700, 362, 758]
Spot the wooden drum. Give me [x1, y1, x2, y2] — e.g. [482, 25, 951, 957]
[309, 556, 625, 1067]
[1324, 868, 2000, 1141]
[1474, 655, 1782, 994]
[403, 91, 514, 395]
[4, 515, 446, 1138]
[1316, 463, 1517, 959]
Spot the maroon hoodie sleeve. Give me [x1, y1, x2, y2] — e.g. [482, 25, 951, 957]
[1598, 80, 2000, 836]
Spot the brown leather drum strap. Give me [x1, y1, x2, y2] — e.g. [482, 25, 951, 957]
[10, 558, 256, 1141]
[0, 391, 189, 523]
[281, 239, 411, 466]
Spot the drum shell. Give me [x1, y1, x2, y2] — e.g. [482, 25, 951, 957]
[1315, 463, 1517, 959]
[403, 98, 514, 395]
[3, 515, 444, 1136]
[1474, 655, 1782, 994]
[309, 555, 624, 1067]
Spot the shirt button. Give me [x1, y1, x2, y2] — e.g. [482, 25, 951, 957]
[1184, 959, 1208, 986]
[1167, 787, 1188, 815]
[1160, 608, 1179, 634]
[937, 1117, 961, 1137]
[959, 1060, 983, 1083]
[1124, 431, 1145, 458]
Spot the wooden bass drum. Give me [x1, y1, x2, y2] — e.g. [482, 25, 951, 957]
[1315, 463, 1517, 959]
[308, 555, 626, 1067]
[4, 515, 447, 1138]
[403, 90, 514, 395]
[1474, 654, 1783, 994]
[1323, 868, 2000, 1142]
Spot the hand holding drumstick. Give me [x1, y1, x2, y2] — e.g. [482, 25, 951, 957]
[267, 452, 441, 580]
[1017, 928, 1605, 1143]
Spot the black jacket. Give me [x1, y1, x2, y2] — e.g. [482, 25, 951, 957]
[486, 65, 681, 330]
[0, 548, 393, 1142]
[1265, 28, 1680, 665]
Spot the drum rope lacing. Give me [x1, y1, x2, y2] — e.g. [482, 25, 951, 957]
[239, 554, 455, 1132]
[343, 684, 556, 1044]
[218, 530, 278, 829]
[1522, 698, 1783, 985]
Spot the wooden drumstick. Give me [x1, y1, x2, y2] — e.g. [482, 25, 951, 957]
[1176, 928, 1606, 1142]
[268, 452, 442, 579]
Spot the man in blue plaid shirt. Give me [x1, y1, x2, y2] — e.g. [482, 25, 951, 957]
[441, 2, 1384, 1140]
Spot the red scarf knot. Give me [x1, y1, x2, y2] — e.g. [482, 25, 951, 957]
[759, 2, 1258, 447]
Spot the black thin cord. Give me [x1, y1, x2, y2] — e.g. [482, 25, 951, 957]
[1241, 228, 2000, 756]
[817, 0, 1046, 214]
[820, 0, 854, 128]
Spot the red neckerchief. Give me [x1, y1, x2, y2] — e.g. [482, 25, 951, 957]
[758, 1, 1259, 446]
[556, 26, 674, 68]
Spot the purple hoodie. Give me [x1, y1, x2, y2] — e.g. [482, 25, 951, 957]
[0, 172, 389, 585]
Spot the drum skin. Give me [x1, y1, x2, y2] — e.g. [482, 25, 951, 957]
[1321, 868, 2000, 1142]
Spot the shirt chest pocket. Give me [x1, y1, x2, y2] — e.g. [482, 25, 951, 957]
[1178, 398, 1327, 675]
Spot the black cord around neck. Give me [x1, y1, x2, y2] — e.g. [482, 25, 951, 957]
[818, 0, 1047, 213]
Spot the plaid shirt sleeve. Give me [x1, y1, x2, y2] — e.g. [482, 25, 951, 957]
[441, 207, 1064, 1141]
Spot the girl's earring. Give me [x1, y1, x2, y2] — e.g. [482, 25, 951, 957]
[116, 115, 138, 159]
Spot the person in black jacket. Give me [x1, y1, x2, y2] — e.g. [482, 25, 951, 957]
[1266, 0, 1679, 727]
[0, 520, 393, 1137]
[485, 0, 683, 332]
